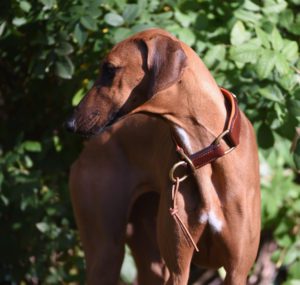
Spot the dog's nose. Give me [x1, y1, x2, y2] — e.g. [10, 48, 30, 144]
[65, 117, 77, 132]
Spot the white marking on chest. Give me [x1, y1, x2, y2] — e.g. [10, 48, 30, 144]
[199, 210, 223, 233]
[175, 126, 192, 153]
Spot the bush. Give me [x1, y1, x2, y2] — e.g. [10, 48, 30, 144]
[0, 0, 299, 283]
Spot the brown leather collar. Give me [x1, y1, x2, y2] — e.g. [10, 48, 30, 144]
[173, 87, 241, 172]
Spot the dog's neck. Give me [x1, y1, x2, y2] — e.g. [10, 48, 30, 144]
[133, 50, 227, 155]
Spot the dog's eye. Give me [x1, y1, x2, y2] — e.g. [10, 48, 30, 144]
[103, 62, 118, 76]
[97, 62, 120, 86]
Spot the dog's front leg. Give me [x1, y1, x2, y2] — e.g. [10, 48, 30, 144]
[157, 179, 201, 285]
[69, 161, 130, 285]
[126, 192, 169, 285]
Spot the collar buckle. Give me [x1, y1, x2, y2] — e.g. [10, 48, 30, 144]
[213, 129, 236, 155]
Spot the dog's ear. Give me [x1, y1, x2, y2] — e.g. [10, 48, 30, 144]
[143, 35, 187, 94]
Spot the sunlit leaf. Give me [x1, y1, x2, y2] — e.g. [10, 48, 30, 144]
[20, 1, 31, 12]
[282, 41, 299, 62]
[262, 0, 287, 14]
[104, 13, 124, 27]
[23, 141, 42, 152]
[230, 39, 261, 64]
[55, 57, 74, 79]
[203, 45, 226, 68]
[258, 86, 284, 103]
[234, 9, 262, 23]
[275, 53, 290, 75]
[36, 222, 49, 233]
[231, 21, 251, 46]
[256, 49, 276, 79]
[0, 22, 6, 37]
[271, 27, 284, 51]
[255, 26, 270, 48]
[12, 17, 26, 26]
[39, 0, 56, 9]
[72, 88, 85, 106]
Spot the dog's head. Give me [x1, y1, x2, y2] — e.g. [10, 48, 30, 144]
[65, 29, 187, 137]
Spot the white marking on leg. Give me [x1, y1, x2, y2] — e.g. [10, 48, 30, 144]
[208, 210, 223, 233]
[198, 210, 223, 233]
[199, 212, 208, 224]
[175, 126, 192, 153]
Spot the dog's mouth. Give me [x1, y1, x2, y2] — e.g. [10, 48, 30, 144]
[74, 109, 122, 139]
[93, 111, 120, 135]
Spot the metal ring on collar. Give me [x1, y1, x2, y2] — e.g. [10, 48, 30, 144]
[169, 161, 189, 183]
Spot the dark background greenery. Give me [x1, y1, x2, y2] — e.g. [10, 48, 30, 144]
[0, 0, 299, 284]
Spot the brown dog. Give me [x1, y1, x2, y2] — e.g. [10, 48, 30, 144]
[67, 29, 261, 285]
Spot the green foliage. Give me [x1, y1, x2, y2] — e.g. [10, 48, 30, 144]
[0, 0, 299, 283]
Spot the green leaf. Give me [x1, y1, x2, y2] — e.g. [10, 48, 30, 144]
[23, 141, 42, 152]
[0, 22, 6, 37]
[271, 28, 284, 51]
[153, 12, 173, 21]
[114, 0, 126, 10]
[0, 172, 3, 188]
[234, 9, 262, 24]
[285, 280, 300, 285]
[256, 49, 276, 79]
[39, 0, 56, 9]
[173, 27, 196, 47]
[112, 28, 132, 43]
[259, 86, 284, 103]
[290, 22, 300, 36]
[80, 16, 98, 31]
[1, 195, 9, 206]
[55, 57, 74, 79]
[24, 155, 33, 168]
[195, 41, 206, 54]
[74, 24, 87, 47]
[257, 123, 275, 149]
[275, 53, 290, 75]
[231, 21, 251, 46]
[292, 200, 300, 213]
[281, 41, 299, 62]
[277, 234, 293, 248]
[174, 9, 195, 28]
[20, 1, 31, 12]
[72, 88, 85, 106]
[55, 42, 74, 56]
[12, 17, 27, 26]
[287, 99, 300, 117]
[230, 39, 261, 64]
[85, 6, 102, 18]
[244, 0, 261, 11]
[278, 73, 298, 91]
[53, 135, 62, 152]
[203, 45, 226, 68]
[36, 222, 49, 233]
[123, 4, 140, 23]
[104, 13, 124, 27]
[289, 260, 300, 279]
[131, 23, 153, 33]
[279, 9, 294, 29]
[255, 27, 270, 49]
[262, 0, 287, 14]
